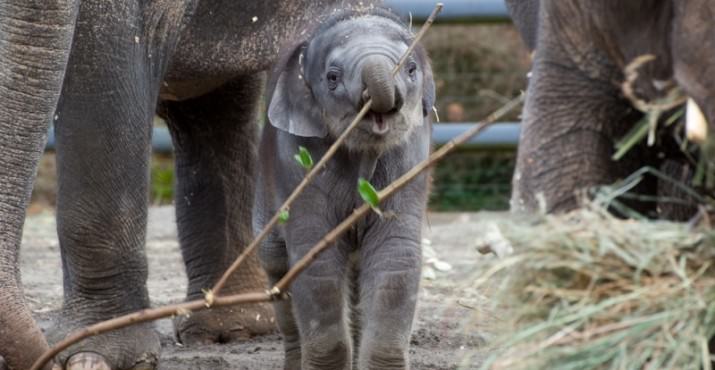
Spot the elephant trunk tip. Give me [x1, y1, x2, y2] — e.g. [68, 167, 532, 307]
[361, 56, 397, 113]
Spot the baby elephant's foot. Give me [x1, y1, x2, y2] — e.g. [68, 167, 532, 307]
[47, 319, 160, 370]
[174, 302, 275, 344]
[51, 353, 110, 370]
[51, 352, 156, 370]
[282, 346, 302, 370]
[300, 328, 352, 370]
[360, 348, 408, 370]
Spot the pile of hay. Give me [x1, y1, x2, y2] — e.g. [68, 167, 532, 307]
[478, 206, 715, 369]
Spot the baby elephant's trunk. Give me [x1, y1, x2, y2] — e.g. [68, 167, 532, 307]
[361, 55, 398, 113]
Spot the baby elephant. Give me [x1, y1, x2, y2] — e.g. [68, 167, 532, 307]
[254, 8, 435, 370]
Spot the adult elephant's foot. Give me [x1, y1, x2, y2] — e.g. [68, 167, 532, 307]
[47, 315, 160, 370]
[174, 302, 275, 344]
[175, 254, 277, 344]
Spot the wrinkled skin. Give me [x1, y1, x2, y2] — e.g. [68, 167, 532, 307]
[507, 0, 715, 217]
[0, 1, 378, 370]
[255, 9, 435, 370]
[0, 2, 78, 370]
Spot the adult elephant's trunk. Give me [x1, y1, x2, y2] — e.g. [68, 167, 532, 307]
[0, 1, 80, 370]
[361, 55, 396, 113]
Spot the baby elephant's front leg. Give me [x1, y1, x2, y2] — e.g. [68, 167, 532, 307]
[358, 233, 422, 370]
[290, 247, 352, 370]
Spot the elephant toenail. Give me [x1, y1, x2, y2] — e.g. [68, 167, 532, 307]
[0, 356, 6, 370]
[131, 353, 158, 370]
[66, 352, 111, 370]
[131, 362, 156, 370]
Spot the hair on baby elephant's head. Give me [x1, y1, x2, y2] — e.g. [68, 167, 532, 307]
[267, 8, 435, 153]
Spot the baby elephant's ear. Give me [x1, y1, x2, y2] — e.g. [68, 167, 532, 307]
[267, 43, 327, 138]
[421, 54, 436, 118]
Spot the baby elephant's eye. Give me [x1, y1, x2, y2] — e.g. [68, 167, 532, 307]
[407, 61, 418, 79]
[326, 68, 342, 90]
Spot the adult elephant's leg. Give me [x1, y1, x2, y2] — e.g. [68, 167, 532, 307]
[511, 47, 647, 213]
[49, 2, 186, 369]
[0, 1, 79, 369]
[162, 75, 274, 344]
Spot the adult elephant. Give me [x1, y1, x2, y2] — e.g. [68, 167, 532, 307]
[0, 1, 376, 369]
[506, 0, 714, 216]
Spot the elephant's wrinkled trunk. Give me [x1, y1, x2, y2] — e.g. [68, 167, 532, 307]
[361, 55, 396, 113]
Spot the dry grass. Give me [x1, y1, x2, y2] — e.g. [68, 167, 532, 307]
[477, 205, 715, 369]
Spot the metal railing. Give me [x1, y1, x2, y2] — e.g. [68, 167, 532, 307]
[384, 0, 510, 23]
[45, 123, 519, 153]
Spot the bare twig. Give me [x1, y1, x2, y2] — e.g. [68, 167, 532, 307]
[211, 2, 444, 295]
[30, 292, 274, 370]
[31, 91, 522, 370]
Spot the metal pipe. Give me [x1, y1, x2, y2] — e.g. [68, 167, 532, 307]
[384, 0, 510, 23]
[45, 123, 520, 153]
[432, 122, 519, 148]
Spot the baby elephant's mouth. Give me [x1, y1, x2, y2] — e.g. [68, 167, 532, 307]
[370, 110, 398, 136]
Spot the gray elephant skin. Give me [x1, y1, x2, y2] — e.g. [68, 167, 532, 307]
[0, 1, 383, 370]
[254, 8, 435, 370]
[506, 0, 714, 217]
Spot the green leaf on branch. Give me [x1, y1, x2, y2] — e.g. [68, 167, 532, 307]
[278, 209, 290, 224]
[294, 146, 314, 170]
[358, 178, 380, 208]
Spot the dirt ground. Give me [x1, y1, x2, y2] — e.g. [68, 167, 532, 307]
[21, 207, 503, 369]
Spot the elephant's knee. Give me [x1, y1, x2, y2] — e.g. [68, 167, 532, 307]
[56, 198, 149, 295]
[258, 241, 288, 279]
[59, 209, 142, 260]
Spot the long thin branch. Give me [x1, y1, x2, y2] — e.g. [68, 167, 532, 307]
[30, 92, 522, 370]
[30, 292, 273, 370]
[211, 2, 444, 295]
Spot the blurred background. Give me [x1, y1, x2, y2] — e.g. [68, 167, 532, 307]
[30, 2, 531, 214]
